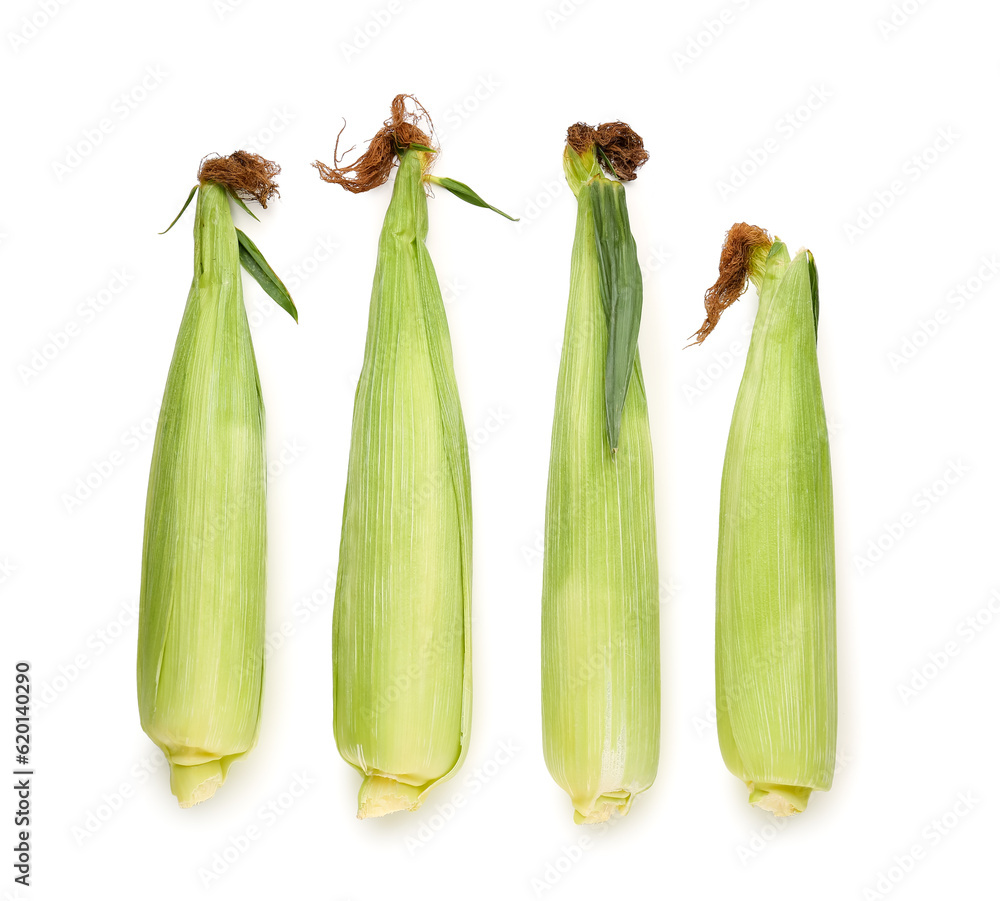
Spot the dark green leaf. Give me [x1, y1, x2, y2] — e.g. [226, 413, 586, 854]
[407, 143, 437, 153]
[588, 178, 643, 455]
[159, 185, 198, 235]
[807, 250, 820, 340]
[227, 188, 260, 222]
[595, 144, 615, 178]
[427, 175, 518, 221]
[235, 228, 298, 323]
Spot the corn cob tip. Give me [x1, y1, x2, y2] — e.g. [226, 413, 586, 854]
[356, 775, 423, 819]
[688, 222, 773, 347]
[169, 760, 225, 809]
[565, 121, 648, 181]
[747, 782, 813, 817]
[315, 93, 435, 194]
[198, 150, 280, 208]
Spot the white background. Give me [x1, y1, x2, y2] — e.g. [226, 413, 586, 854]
[2, 0, 998, 898]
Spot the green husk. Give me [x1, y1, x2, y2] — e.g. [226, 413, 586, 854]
[328, 145, 474, 819]
[319, 94, 514, 818]
[700, 225, 836, 816]
[137, 154, 293, 808]
[541, 137, 660, 824]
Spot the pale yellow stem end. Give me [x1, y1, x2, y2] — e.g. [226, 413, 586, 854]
[747, 782, 813, 817]
[357, 775, 422, 819]
[170, 760, 224, 809]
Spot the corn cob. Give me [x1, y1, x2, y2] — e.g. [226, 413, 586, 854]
[137, 152, 296, 808]
[541, 123, 660, 824]
[692, 223, 836, 816]
[316, 95, 513, 818]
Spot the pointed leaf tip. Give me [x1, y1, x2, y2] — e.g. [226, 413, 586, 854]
[159, 185, 198, 234]
[235, 228, 298, 323]
[807, 250, 820, 339]
[427, 175, 519, 221]
[227, 188, 260, 222]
